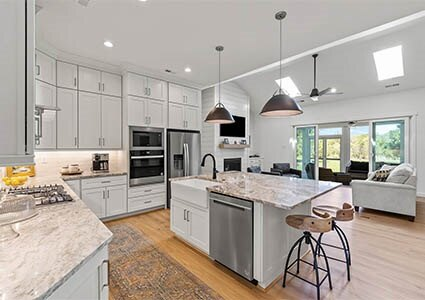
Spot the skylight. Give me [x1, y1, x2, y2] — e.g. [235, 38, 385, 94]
[373, 45, 404, 81]
[275, 77, 301, 97]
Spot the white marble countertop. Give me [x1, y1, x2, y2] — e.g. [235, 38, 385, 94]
[0, 176, 113, 300]
[61, 169, 127, 181]
[172, 172, 341, 210]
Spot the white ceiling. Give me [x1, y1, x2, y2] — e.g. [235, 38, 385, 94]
[237, 18, 425, 112]
[35, 0, 425, 86]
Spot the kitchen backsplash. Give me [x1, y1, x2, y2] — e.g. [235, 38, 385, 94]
[1, 151, 127, 180]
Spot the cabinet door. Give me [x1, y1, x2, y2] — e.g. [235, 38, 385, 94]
[101, 72, 122, 97]
[148, 99, 166, 128]
[187, 207, 209, 254]
[171, 200, 188, 237]
[66, 180, 81, 199]
[183, 87, 200, 107]
[127, 73, 147, 97]
[57, 88, 78, 149]
[101, 95, 122, 149]
[35, 50, 56, 85]
[79, 66, 102, 94]
[57, 61, 77, 89]
[128, 96, 148, 126]
[147, 78, 167, 101]
[36, 110, 56, 149]
[35, 80, 56, 106]
[168, 103, 185, 129]
[79, 92, 102, 148]
[169, 83, 184, 104]
[106, 185, 127, 216]
[82, 187, 106, 218]
[184, 106, 200, 130]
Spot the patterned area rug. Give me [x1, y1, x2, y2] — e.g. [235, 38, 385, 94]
[107, 223, 224, 300]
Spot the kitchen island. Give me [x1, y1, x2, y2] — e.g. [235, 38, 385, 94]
[0, 177, 113, 300]
[170, 171, 341, 289]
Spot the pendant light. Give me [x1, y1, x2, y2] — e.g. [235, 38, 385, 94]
[260, 11, 303, 116]
[204, 46, 235, 124]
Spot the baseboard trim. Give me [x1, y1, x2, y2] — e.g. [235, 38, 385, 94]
[417, 192, 425, 198]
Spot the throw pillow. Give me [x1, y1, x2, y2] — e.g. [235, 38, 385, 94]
[372, 169, 391, 182]
[386, 163, 414, 184]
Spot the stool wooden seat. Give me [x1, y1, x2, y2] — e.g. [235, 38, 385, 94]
[283, 213, 333, 300]
[312, 203, 354, 221]
[312, 203, 354, 281]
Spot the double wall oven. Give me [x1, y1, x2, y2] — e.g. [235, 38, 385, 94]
[129, 127, 165, 187]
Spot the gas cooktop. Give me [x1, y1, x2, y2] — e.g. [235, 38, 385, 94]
[1, 184, 74, 206]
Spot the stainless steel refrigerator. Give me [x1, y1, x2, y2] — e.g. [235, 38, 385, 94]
[167, 130, 201, 207]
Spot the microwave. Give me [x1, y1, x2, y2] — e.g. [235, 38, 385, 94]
[130, 127, 164, 150]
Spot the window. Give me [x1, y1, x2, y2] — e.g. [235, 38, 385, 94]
[372, 120, 405, 170]
[318, 127, 342, 172]
[350, 125, 369, 162]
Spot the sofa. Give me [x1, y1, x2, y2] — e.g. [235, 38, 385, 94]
[352, 163, 417, 221]
[247, 166, 281, 176]
[305, 163, 352, 185]
[346, 161, 369, 180]
[270, 163, 302, 178]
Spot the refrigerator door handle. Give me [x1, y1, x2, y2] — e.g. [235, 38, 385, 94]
[185, 143, 190, 176]
[183, 143, 189, 176]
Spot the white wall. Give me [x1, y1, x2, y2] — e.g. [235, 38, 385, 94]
[201, 82, 250, 173]
[251, 87, 425, 196]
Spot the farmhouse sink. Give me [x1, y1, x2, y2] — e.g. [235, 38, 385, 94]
[171, 179, 219, 208]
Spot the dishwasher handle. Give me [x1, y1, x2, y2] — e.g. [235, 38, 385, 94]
[211, 198, 252, 211]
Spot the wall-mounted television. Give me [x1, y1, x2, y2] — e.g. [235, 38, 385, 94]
[220, 115, 246, 137]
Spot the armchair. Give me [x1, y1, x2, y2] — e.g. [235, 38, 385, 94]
[270, 163, 302, 178]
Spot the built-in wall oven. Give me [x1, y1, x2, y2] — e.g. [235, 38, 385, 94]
[129, 127, 165, 186]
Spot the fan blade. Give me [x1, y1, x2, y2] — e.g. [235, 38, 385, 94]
[318, 88, 332, 96]
[324, 92, 344, 96]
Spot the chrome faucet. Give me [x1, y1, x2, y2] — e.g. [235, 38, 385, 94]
[201, 153, 218, 180]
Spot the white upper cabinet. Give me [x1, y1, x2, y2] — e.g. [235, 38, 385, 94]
[36, 110, 57, 149]
[127, 72, 167, 101]
[57, 61, 78, 90]
[101, 96, 122, 149]
[57, 88, 78, 149]
[148, 99, 166, 128]
[128, 96, 148, 127]
[169, 103, 185, 129]
[169, 83, 184, 104]
[169, 84, 200, 107]
[35, 80, 56, 106]
[184, 87, 200, 107]
[101, 72, 122, 97]
[79, 66, 102, 94]
[79, 92, 102, 148]
[184, 106, 201, 131]
[35, 50, 56, 85]
[147, 77, 167, 101]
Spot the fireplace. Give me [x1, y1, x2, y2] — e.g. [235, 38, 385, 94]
[224, 158, 242, 171]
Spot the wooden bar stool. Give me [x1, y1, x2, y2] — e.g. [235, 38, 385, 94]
[283, 213, 333, 300]
[312, 203, 354, 281]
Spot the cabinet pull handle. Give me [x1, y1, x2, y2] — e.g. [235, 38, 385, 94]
[74, 77, 77, 87]
[102, 137, 105, 146]
[98, 82, 101, 91]
[183, 209, 186, 220]
[144, 189, 152, 193]
[102, 83, 105, 91]
[186, 210, 190, 222]
[74, 137, 77, 146]
[102, 190, 105, 199]
[148, 88, 151, 96]
[100, 260, 109, 290]
[144, 87, 148, 95]
[144, 200, 152, 204]
[107, 190, 110, 198]
[101, 181, 111, 184]
[99, 137, 102, 146]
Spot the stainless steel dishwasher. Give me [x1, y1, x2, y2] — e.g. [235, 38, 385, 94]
[210, 192, 254, 281]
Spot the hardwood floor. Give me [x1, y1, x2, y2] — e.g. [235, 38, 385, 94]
[106, 186, 425, 300]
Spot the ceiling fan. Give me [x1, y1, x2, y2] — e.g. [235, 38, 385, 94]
[298, 53, 343, 102]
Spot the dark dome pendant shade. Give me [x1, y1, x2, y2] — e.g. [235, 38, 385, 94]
[204, 46, 235, 124]
[260, 11, 303, 117]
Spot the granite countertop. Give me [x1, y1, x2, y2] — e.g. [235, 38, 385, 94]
[61, 169, 127, 181]
[0, 176, 113, 300]
[172, 172, 341, 210]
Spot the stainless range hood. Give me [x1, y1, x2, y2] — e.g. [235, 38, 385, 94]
[34, 105, 61, 145]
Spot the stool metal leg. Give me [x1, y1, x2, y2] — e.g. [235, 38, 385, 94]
[307, 234, 321, 300]
[283, 235, 305, 288]
[334, 225, 351, 281]
[311, 235, 333, 290]
[335, 224, 351, 266]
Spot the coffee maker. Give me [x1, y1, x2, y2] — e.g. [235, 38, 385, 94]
[92, 153, 109, 173]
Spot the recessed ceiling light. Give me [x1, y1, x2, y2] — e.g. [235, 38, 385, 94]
[275, 76, 301, 97]
[104, 40, 114, 48]
[138, 0, 148, 2]
[330, 88, 337, 93]
[184, 67, 192, 73]
[373, 45, 404, 81]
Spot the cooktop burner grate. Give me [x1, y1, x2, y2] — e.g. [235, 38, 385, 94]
[1, 184, 74, 206]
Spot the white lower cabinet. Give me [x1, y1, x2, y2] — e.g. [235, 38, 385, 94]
[47, 245, 109, 300]
[171, 198, 209, 254]
[66, 179, 81, 198]
[128, 183, 166, 213]
[81, 176, 127, 219]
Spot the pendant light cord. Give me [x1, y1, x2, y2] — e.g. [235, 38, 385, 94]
[314, 55, 317, 88]
[218, 49, 221, 105]
[279, 16, 282, 93]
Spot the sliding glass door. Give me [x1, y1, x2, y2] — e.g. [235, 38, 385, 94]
[295, 126, 318, 179]
[371, 119, 406, 170]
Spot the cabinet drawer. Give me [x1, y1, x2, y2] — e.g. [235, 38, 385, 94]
[128, 184, 165, 198]
[128, 193, 165, 212]
[82, 175, 127, 190]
